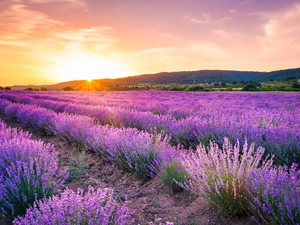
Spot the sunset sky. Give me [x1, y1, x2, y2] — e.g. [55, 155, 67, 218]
[1, 0, 300, 86]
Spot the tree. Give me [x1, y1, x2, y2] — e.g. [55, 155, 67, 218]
[4, 87, 12, 90]
[242, 84, 257, 91]
[185, 85, 204, 91]
[63, 86, 73, 91]
[41, 87, 48, 91]
[291, 82, 300, 89]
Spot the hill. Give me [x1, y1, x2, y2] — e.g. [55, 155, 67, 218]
[9, 67, 300, 90]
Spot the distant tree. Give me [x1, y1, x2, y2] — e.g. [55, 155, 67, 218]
[242, 84, 257, 91]
[168, 85, 185, 91]
[25, 88, 34, 91]
[185, 85, 204, 91]
[41, 87, 48, 91]
[285, 76, 296, 81]
[4, 87, 11, 90]
[213, 83, 219, 87]
[63, 86, 73, 91]
[232, 81, 237, 85]
[0, 86, 4, 90]
[221, 82, 226, 87]
[291, 82, 300, 89]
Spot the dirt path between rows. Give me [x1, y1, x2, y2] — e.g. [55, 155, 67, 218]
[1, 117, 255, 225]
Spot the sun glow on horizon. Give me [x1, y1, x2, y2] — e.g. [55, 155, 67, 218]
[50, 52, 132, 82]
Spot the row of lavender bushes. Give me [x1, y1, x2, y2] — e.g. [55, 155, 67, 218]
[0, 99, 177, 181]
[0, 119, 135, 224]
[0, 91, 299, 167]
[0, 94, 299, 224]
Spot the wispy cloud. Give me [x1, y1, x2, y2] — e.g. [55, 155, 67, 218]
[0, 4, 65, 34]
[55, 27, 118, 52]
[126, 42, 232, 73]
[19, 0, 86, 9]
[185, 14, 230, 24]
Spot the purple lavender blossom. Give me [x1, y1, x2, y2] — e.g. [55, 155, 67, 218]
[246, 164, 300, 224]
[13, 186, 134, 225]
[0, 124, 68, 222]
[178, 137, 273, 216]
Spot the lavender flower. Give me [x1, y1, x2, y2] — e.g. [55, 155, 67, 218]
[178, 138, 273, 216]
[13, 186, 134, 225]
[0, 125, 68, 222]
[246, 164, 300, 224]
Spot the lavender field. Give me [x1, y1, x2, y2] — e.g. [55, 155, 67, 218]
[0, 90, 299, 225]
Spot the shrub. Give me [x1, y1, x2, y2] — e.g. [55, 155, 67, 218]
[291, 82, 300, 89]
[4, 104, 22, 121]
[0, 130, 68, 222]
[51, 113, 94, 143]
[13, 186, 134, 225]
[242, 84, 257, 91]
[0, 99, 12, 114]
[246, 163, 300, 225]
[66, 152, 87, 183]
[160, 159, 188, 192]
[179, 138, 273, 217]
[113, 130, 167, 180]
[16, 105, 55, 134]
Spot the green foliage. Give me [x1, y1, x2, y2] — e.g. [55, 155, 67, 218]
[115, 150, 159, 181]
[291, 82, 300, 89]
[160, 160, 188, 192]
[242, 84, 257, 91]
[168, 85, 186, 91]
[184, 85, 204, 91]
[24, 88, 39, 91]
[66, 152, 87, 182]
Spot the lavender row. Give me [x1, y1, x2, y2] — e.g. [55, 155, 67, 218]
[2, 91, 300, 120]
[1, 91, 299, 166]
[0, 100, 177, 181]
[3, 91, 300, 119]
[0, 119, 68, 222]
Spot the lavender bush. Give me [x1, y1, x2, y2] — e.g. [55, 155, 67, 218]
[4, 103, 22, 121]
[179, 138, 273, 216]
[0, 126, 68, 222]
[246, 164, 300, 225]
[13, 186, 134, 225]
[16, 105, 55, 134]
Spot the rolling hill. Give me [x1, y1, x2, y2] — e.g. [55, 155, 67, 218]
[10, 67, 300, 90]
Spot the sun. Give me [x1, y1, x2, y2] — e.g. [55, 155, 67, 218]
[51, 52, 130, 82]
